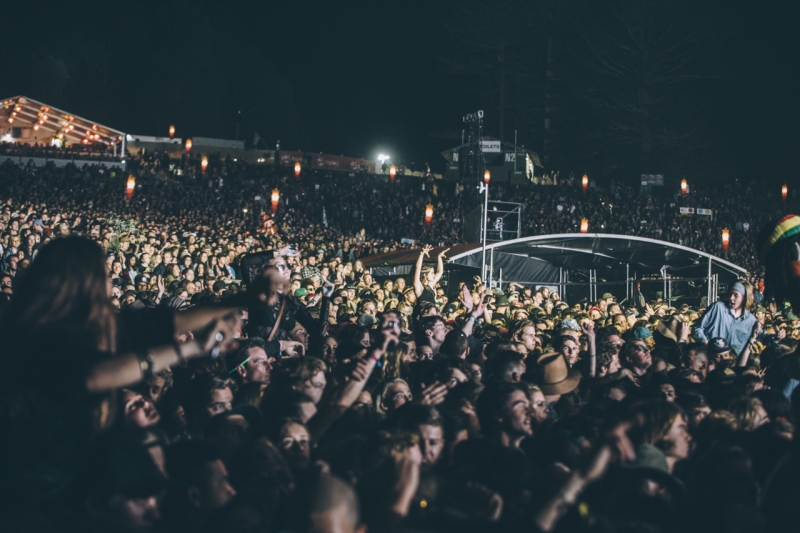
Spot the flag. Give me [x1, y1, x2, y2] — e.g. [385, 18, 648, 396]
[253, 132, 261, 146]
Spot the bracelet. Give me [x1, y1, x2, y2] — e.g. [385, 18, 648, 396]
[559, 489, 578, 506]
[136, 350, 156, 379]
[369, 349, 383, 362]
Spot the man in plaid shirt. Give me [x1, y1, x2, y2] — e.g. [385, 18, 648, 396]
[301, 254, 322, 284]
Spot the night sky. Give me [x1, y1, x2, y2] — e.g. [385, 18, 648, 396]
[2, 0, 799, 186]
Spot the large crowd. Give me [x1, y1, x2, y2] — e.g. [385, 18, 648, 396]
[2, 152, 800, 533]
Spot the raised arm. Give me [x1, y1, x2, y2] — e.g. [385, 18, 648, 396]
[413, 245, 432, 297]
[460, 285, 487, 337]
[581, 320, 597, 378]
[431, 247, 449, 286]
[86, 313, 241, 393]
[308, 317, 400, 443]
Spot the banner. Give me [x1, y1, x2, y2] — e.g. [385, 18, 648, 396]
[481, 140, 501, 153]
[679, 207, 713, 216]
[641, 174, 664, 186]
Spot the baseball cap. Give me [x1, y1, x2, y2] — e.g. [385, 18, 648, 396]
[708, 337, 732, 354]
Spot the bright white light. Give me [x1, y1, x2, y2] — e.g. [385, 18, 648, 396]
[377, 154, 391, 164]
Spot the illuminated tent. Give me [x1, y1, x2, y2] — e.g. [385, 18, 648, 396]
[0, 95, 126, 156]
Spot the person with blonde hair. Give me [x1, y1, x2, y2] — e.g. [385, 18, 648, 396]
[728, 397, 770, 431]
[693, 281, 757, 356]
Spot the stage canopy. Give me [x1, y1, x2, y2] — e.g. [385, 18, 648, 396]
[363, 233, 747, 305]
[1, 95, 125, 151]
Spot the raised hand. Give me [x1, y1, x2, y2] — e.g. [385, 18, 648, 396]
[459, 284, 474, 313]
[321, 280, 334, 298]
[281, 340, 305, 357]
[421, 244, 434, 258]
[201, 313, 242, 357]
[416, 381, 448, 406]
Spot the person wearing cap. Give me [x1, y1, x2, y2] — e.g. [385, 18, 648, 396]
[707, 337, 736, 371]
[535, 350, 582, 404]
[693, 281, 757, 357]
[620, 337, 654, 380]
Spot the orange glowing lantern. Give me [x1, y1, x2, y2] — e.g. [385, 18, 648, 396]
[681, 179, 688, 196]
[271, 188, 280, 213]
[389, 164, 397, 182]
[782, 184, 788, 201]
[126, 175, 136, 200]
[185, 138, 192, 154]
[201, 156, 209, 174]
[582, 174, 589, 192]
[294, 161, 302, 178]
[169, 125, 175, 140]
[580, 218, 589, 233]
[33, 124, 39, 131]
[722, 229, 730, 252]
[425, 204, 434, 226]
[484, 169, 491, 184]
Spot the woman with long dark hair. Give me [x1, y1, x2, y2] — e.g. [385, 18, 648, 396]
[0, 236, 240, 526]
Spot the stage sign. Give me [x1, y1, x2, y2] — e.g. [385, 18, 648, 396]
[481, 140, 501, 153]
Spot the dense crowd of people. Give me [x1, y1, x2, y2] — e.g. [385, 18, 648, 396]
[0, 140, 121, 161]
[2, 153, 800, 533]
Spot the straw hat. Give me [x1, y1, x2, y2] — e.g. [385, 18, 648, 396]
[536, 352, 581, 396]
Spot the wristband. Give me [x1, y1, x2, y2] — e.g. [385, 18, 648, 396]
[136, 350, 156, 378]
[559, 489, 577, 506]
[369, 349, 382, 362]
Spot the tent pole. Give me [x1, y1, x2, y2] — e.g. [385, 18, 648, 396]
[481, 184, 489, 283]
[668, 274, 672, 307]
[626, 263, 630, 302]
[489, 246, 495, 288]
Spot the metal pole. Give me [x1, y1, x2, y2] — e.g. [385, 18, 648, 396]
[714, 274, 719, 303]
[668, 276, 672, 307]
[559, 267, 564, 299]
[481, 184, 489, 283]
[489, 246, 495, 288]
[707, 257, 713, 305]
[626, 263, 630, 302]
